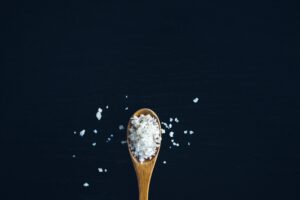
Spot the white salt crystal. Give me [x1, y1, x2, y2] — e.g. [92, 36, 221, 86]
[189, 130, 194, 135]
[110, 134, 114, 137]
[169, 146, 172, 149]
[72, 154, 76, 158]
[193, 97, 199, 103]
[128, 114, 161, 163]
[121, 140, 127, 145]
[188, 142, 191, 146]
[163, 161, 167, 164]
[161, 122, 170, 129]
[169, 131, 174, 137]
[161, 129, 166, 134]
[119, 125, 125, 130]
[74, 131, 77, 134]
[169, 124, 172, 128]
[125, 107, 129, 110]
[104, 169, 107, 172]
[105, 105, 109, 109]
[169, 118, 173, 122]
[174, 118, 179, 123]
[184, 130, 188, 134]
[79, 129, 86, 137]
[93, 129, 98, 134]
[92, 142, 96, 146]
[98, 168, 103, 173]
[83, 182, 89, 187]
[96, 107, 103, 120]
[125, 95, 128, 99]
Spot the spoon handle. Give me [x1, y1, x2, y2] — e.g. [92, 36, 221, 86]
[137, 170, 151, 200]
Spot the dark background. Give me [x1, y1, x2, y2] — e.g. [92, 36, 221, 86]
[1, 0, 300, 200]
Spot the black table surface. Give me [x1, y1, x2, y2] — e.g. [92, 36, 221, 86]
[1, 1, 299, 200]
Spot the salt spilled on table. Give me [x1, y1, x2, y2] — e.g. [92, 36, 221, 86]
[83, 182, 89, 187]
[93, 129, 98, 134]
[128, 114, 161, 163]
[193, 97, 199, 103]
[96, 108, 103, 120]
[119, 125, 125, 130]
[79, 129, 85, 137]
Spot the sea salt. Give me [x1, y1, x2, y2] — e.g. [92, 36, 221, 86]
[125, 95, 128, 99]
[92, 142, 96, 146]
[74, 131, 77, 135]
[83, 182, 89, 187]
[121, 140, 127, 145]
[79, 129, 86, 137]
[128, 114, 161, 163]
[119, 125, 125, 130]
[163, 161, 167, 164]
[193, 97, 199, 103]
[188, 142, 191, 146]
[125, 107, 129, 110]
[174, 118, 179, 123]
[98, 168, 103, 172]
[184, 130, 188, 134]
[72, 154, 76, 158]
[93, 129, 98, 134]
[169, 118, 173, 122]
[169, 131, 174, 137]
[161, 129, 166, 134]
[96, 108, 103, 120]
[169, 124, 172, 128]
[105, 105, 109, 109]
[189, 130, 194, 135]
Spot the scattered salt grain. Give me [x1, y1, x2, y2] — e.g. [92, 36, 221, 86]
[96, 108, 103, 120]
[161, 129, 166, 134]
[125, 95, 128, 99]
[110, 134, 114, 137]
[104, 169, 107, 172]
[174, 118, 179, 123]
[83, 182, 89, 187]
[163, 161, 167, 164]
[119, 125, 125, 130]
[72, 154, 76, 158]
[121, 140, 127, 145]
[79, 129, 86, 137]
[193, 97, 199, 103]
[98, 168, 103, 173]
[189, 130, 194, 135]
[169, 131, 174, 137]
[105, 105, 109, 109]
[128, 114, 161, 163]
[125, 107, 129, 110]
[184, 130, 188, 134]
[169, 118, 173, 122]
[93, 129, 98, 134]
[188, 142, 191, 146]
[161, 122, 170, 129]
[169, 124, 172, 128]
[74, 131, 77, 135]
[92, 142, 96, 146]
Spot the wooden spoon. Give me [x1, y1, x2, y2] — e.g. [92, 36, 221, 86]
[127, 108, 162, 200]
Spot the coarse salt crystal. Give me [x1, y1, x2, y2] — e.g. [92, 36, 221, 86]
[128, 114, 161, 163]
[98, 168, 103, 172]
[169, 124, 172, 128]
[92, 142, 96, 146]
[79, 129, 86, 137]
[169, 118, 173, 122]
[96, 108, 103, 120]
[72, 154, 76, 158]
[163, 161, 167, 164]
[119, 125, 125, 130]
[161, 129, 166, 134]
[83, 182, 89, 187]
[74, 131, 77, 134]
[174, 118, 179, 123]
[188, 142, 191, 146]
[121, 140, 127, 145]
[104, 169, 107, 172]
[189, 130, 194, 135]
[169, 131, 174, 137]
[125, 95, 128, 99]
[184, 130, 188, 134]
[106, 105, 109, 109]
[193, 97, 199, 103]
[93, 129, 98, 134]
[125, 107, 129, 110]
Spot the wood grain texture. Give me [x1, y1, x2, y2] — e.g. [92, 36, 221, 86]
[127, 108, 162, 200]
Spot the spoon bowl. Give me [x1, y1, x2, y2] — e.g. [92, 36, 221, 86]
[127, 108, 162, 200]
